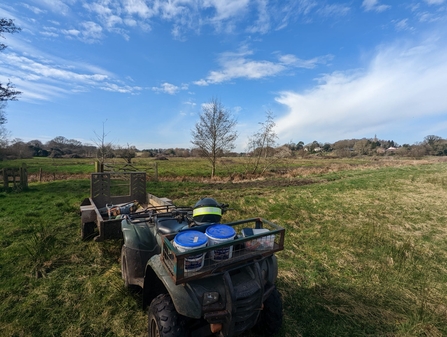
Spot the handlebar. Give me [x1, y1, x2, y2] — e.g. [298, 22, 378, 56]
[127, 202, 230, 223]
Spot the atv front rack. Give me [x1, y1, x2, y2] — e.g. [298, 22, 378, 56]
[161, 218, 285, 285]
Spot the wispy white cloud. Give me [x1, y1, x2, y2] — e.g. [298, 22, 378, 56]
[61, 28, 80, 37]
[42, 26, 59, 37]
[123, 0, 155, 19]
[100, 83, 143, 94]
[393, 18, 413, 31]
[79, 21, 103, 42]
[204, 0, 250, 21]
[274, 35, 447, 145]
[0, 44, 142, 101]
[195, 47, 332, 85]
[291, 0, 318, 16]
[152, 82, 181, 95]
[362, 0, 391, 13]
[21, 3, 47, 15]
[424, 0, 444, 5]
[316, 4, 351, 17]
[183, 100, 196, 107]
[60, 21, 103, 43]
[246, 0, 270, 34]
[32, 0, 357, 43]
[83, 2, 123, 29]
[32, 0, 73, 16]
[3, 54, 108, 83]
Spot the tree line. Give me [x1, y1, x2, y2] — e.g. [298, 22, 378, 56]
[1, 124, 446, 162]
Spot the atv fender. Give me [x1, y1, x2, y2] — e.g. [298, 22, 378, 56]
[121, 218, 160, 288]
[146, 254, 202, 319]
[121, 218, 158, 250]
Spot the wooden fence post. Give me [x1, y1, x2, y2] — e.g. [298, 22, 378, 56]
[20, 163, 28, 189]
[2, 168, 6, 189]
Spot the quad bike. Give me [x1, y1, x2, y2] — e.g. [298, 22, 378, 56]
[120, 197, 285, 337]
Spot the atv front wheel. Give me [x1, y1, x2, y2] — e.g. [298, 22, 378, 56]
[148, 294, 186, 337]
[255, 286, 283, 336]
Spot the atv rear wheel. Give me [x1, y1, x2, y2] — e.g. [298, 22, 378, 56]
[148, 294, 186, 337]
[120, 247, 130, 288]
[255, 286, 283, 336]
[121, 247, 140, 292]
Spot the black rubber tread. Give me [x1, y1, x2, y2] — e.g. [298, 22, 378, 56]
[120, 247, 130, 287]
[148, 294, 187, 337]
[255, 286, 283, 336]
[81, 222, 96, 240]
[121, 247, 141, 293]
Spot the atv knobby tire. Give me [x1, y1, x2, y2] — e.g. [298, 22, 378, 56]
[255, 286, 283, 336]
[148, 294, 186, 337]
[120, 247, 129, 287]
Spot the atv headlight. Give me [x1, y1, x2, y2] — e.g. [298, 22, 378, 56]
[203, 292, 219, 306]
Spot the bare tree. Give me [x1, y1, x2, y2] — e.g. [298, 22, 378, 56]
[191, 98, 238, 178]
[353, 138, 371, 155]
[0, 124, 9, 158]
[93, 120, 114, 166]
[245, 111, 279, 175]
[0, 18, 21, 51]
[0, 18, 21, 144]
[0, 101, 6, 125]
[115, 143, 137, 164]
[0, 81, 21, 103]
[0, 20, 21, 103]
[7, 138, 32, 159]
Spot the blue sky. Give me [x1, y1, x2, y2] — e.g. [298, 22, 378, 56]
[1, 0, 446, 152]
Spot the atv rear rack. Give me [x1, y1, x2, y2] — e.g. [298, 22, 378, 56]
[161, 218, 285, 285]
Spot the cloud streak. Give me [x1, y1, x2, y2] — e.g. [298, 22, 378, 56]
[194, 47, 333, 85]
[151, 82, 184, 95]
[0, 49, 141, 101]
[362, 0, 391, 13]
[24, 0, 358, 43]
[274, 35, 447, 145]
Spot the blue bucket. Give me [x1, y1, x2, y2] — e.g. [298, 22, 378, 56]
[205, 224, 236, 261]
[173, 231, 208, 272]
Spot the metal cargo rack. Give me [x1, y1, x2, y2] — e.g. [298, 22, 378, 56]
[161, 218, 285, 285]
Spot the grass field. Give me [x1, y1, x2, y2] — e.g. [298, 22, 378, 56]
[1, 156, 447, 336]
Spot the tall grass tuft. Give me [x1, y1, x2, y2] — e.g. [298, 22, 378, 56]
[24, 224, 57, 278]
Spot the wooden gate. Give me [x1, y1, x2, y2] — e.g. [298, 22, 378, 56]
[1, 163, 28, 190]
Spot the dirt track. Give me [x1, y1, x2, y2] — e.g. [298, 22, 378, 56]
[207, 178, 318, 190]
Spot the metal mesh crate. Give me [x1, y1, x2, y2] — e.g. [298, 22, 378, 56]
[161, 218, 285, 285]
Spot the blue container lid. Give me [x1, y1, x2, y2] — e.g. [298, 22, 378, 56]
[174, 230, 208, 248]
[206, 224, 235, 239]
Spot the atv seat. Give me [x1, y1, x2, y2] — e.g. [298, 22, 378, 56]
[156, 218, 188, 235]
